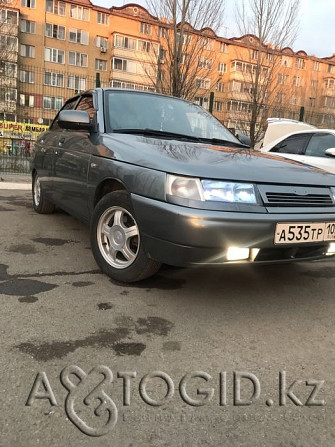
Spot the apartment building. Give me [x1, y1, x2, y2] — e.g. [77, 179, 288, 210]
[0, 0, 334, 133]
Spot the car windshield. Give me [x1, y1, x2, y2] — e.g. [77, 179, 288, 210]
[104, 90, 240, 144]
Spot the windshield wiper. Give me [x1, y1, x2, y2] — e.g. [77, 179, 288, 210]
[197, 137, 249, 148]
[113, 128, 249, 148]
[112, 128, 201, 142]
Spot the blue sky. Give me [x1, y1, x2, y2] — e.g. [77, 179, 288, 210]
[94, 0, 334, 58]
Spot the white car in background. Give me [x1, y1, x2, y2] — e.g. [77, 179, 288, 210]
[259, 119, 335, 174]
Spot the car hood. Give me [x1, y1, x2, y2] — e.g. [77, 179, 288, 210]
[100, 134, 335, 185]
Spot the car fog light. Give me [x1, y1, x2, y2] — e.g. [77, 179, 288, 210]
[327, 243, 335, 255]
[226, 247, 250, 261]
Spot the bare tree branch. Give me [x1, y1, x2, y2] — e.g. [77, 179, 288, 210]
[146, 0, 225, 98]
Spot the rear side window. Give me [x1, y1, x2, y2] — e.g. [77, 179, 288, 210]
[270, 133, 311, 154]
[305, 133, 335, 157]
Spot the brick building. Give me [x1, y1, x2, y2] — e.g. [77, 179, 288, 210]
[0, 0, 334, 133]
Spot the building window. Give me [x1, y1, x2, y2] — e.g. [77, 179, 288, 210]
[0, 9, 19, 25]
[324, 97, 335, 108]
[158, 26, 167, 38]
[112, 57, 137, 73]
[324, 79, 335, 89]
[45, 23, 66, 40]
[0, 35, 18, 52]
[0, 88, 17, 102]
[19, 94, 34, 107]
[43, 96, 63, 109]
[139, 40, 152, 53]
[214, 101, 224, 111]
[44, 71, 64, 87]
[70, 5, 89, 21]
[194, 97, 209, 110]
[114, 34, 136, 50]
[20, 44, 35, 58]
[199, 37, 214, 51]
[95, 36, 108, 50]
[313, 61, 320, 71]
[1, 62, 17, 77]
[20, 19, 35, 33]
[97, 12, 108, 25]
[95, 59, 107, 71]
[216, 82, 224, 92]
[328, 64, 334, 74]
[277, 73, 289, 85]
[281, 57, 291, 67]
[218, 62, 227, 74]
[110, 80, 155, 92]
[293, 76, 301, 87]
[44, 47, 65, 64]
[67, 76, 86, 91]
[295, 57, 306, 69]
[140, 22, 151, 35]
[275, 92, 284, 104]
[21, 0, 35, 8]
[198, 57, 212, 69]
[309, 97, 316, 107]
[311, 80, 318, 89]
[19, 70, 34, 83]
[220, 42, 229, 53]
[68, 51, 88, 67]
[195, 78, 211, 89]
[69, 29, 89, 45]
[46, 0, 66, 16]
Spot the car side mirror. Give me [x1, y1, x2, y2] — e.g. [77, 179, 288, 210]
[325, 148, 335, 157]
[236, 133, 251, 147]
[58, 110, 96, 132]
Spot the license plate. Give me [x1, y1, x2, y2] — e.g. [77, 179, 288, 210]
[275, 222, 335, 244]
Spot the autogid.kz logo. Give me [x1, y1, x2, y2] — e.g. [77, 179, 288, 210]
[26, 366, 326, 437]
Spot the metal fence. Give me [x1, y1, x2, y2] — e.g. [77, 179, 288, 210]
[1, 64, 335, 174]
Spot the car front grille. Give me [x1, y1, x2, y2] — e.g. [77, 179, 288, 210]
[265, 192, 333, 206]
[258, 185, 334, 208]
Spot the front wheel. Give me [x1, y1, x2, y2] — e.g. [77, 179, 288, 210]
[90, 191, 161, 283]
[32, 173, 55, 214]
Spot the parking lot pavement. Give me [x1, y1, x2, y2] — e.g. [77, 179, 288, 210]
[1, 189, 335, 446]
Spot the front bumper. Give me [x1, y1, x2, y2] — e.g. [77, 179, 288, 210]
[131, 194, 335, 266]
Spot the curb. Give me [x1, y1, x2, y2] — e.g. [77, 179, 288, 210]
[0, 182, 31, 190]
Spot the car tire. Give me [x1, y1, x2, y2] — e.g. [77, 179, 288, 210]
[32, 173, 55, 214]
[90, 191, 161, 283]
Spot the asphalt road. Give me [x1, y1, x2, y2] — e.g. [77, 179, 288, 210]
[1, 189, 335, 446]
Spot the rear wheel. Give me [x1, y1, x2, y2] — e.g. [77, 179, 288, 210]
[32, 173, 55, 214]
[90, 191, 161, 282]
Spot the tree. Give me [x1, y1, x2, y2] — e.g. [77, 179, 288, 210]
[146, 0, 225, 99]
[233, 0, 300, 146]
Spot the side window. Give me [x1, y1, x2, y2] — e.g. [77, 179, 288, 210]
[305, 133, 335, 157]
[76, 95, 96, 120]
[50, 97, 79, 130]
[270, 133, 311, 155]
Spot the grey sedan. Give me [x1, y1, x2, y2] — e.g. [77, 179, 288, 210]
[31, 89, 335, 282]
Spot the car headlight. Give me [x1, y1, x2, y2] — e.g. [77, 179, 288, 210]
[166, 175, 258, 204]
[166, 175, 204, 201]
[202, 180, 257, 203]
[331, 187, 335, 202]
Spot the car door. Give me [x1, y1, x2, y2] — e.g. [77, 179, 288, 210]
[33, 130, 58, 199]
[53, 94, 96, 222]
[299, 133, 335, 174]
